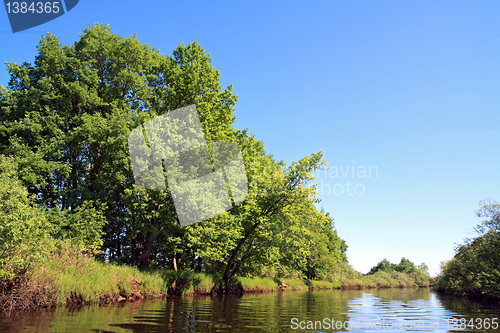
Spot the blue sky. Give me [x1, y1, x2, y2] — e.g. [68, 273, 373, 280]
[1, 1, 499, 276]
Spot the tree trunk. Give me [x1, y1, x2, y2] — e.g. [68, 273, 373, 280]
[222, 235, 257, 290]
[139, 230, 155, 268]
[173, 253, 178, 272]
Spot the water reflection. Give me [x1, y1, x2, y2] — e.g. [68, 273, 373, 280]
[0, 288, 499, 332]
[343, 289, 500, 332]
[115, 290, 354, 332]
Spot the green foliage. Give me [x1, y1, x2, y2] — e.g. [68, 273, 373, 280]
[390, 271, 415, 287]
[160, 270, 217, 295]
[368, 259, 395, 275]
[0, 154, 106, 286]
[48, 202, 106, 254]
[475, 199, 500, 234]
[436, 200, 500, 299]
[0, 156, 54, 278]
[242, 201, 347, 281]
[410, 267, 431, 287]
[365, 257, 430, 288]
[32, 241, 166, 305]
[362, 271, 395, 288]
[354, 269, 429, 289]
[235, 276, 277, 292]
[332, 261, 363, 287]
[368, 257, 423, 275]
[310, 280, 341, 290]
[219, 150, 348, 285]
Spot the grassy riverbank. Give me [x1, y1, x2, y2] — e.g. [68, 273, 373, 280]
[1, 248, 431, 314]
[0, 244, 168, 313]
[163, 272, 344, 296]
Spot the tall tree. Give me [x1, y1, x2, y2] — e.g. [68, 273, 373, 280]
[219, 150, 329, 286]
[0, 24, 238, 267]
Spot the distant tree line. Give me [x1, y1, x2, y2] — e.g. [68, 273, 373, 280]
[368, 258, 428, 275]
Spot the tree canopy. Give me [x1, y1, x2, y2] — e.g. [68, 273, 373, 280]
[368, 257, 422, 275]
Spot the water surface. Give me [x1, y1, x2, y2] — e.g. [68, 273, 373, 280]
[1, 288, 499, 332]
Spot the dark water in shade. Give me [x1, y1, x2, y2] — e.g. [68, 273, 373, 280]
[1, 288, 499, 332]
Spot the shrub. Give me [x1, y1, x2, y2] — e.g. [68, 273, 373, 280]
[0, 156, 55, 279]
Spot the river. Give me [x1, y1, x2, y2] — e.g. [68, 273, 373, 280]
[1, 288, 499, 332]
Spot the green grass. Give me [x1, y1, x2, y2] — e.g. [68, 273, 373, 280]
[161, 270, 217, 295]
[278, 278, 308, 291]
[17, 245, 428, 312]
[236, 276, 277, 292]
[339, 270, 429, 290]
[30, 249, 428, 305]
[309, 280, 341, 290]
[30, 245, 167, 305]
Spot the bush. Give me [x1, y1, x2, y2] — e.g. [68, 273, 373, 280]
[410, 269, 430, 287]
[437, 231, 500, 298]
[0, 156, 55, 279]
[363, 271, 397, 288]
[436, 201, 500, 300]
[0, 156, 107, 279]
[390, 271, 415, 287]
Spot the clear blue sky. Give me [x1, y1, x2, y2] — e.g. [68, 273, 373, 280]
[1, 1, 499, 276]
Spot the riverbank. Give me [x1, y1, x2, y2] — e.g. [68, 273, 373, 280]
[165, 272, 429, 296]
[0, 245, 167, 314]
[435, 287, 500, 304]
[0, 249, 431, 314]
[164, 271, 343, 296]
[5, 287, 495, 333]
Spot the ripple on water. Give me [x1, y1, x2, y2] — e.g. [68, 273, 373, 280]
[1, 289, 500, 332]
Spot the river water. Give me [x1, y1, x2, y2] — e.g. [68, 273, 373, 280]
[1, 288, 499, 332]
